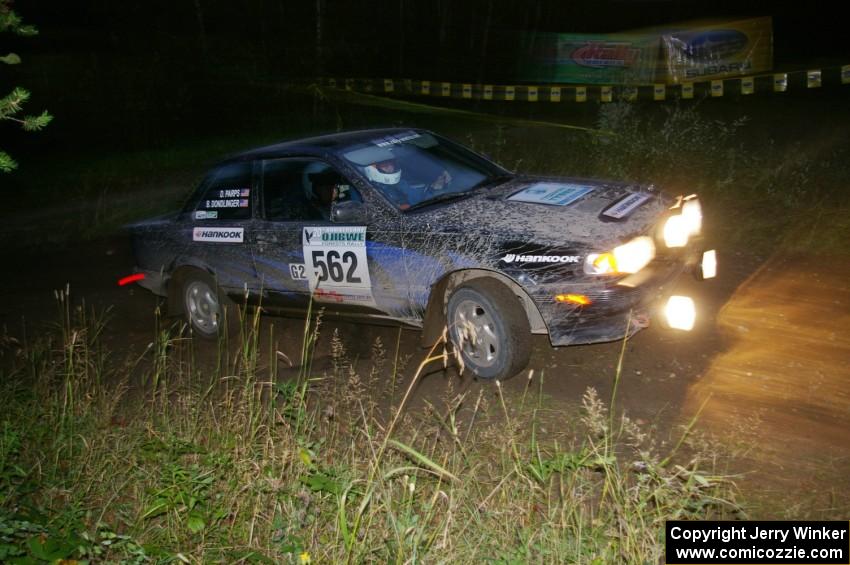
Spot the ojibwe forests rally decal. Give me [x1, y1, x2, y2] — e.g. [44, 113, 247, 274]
[302, 226, 376, 306]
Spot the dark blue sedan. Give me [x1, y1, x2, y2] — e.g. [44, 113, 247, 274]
[128, 128, 714, 380]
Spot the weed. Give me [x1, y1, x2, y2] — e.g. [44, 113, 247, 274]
[0, 286, 745, 562]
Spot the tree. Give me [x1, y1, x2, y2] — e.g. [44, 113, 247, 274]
[1, 0, 51, 173]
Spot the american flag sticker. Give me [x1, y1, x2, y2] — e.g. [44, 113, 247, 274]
[239, 199, 249, 207]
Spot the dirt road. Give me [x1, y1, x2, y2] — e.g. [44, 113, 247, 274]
[1, 234, 848, 517]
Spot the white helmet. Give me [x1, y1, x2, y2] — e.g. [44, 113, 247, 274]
[365, 159, 401, 185]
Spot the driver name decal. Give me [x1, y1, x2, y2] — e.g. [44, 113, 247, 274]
[303, 226, 375, 306]
[192, 227, 244, 243]
[508, 182, 594, 206]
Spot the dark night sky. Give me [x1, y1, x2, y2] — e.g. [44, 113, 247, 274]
[3, 0, 847, 159]
[11, 1, 850, 80]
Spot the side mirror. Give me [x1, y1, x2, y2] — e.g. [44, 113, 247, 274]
[331, 200, 367, 223]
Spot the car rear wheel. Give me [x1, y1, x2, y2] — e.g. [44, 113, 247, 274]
[446, 279, 531, 380]
[181, 271, 224, 338]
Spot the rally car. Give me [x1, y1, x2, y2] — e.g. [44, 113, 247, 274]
[127, 128, 714, 380]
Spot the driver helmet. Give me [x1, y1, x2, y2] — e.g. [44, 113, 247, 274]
[365, 158, 401, 185]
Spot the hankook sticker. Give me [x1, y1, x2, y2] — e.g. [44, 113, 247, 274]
[502, 254, 581, 264]
[302, 226, 375, 306]
[508, 183, 594, 206]
[192, 227, 244, 243]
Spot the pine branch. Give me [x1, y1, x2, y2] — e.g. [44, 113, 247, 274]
[23, 110, 52, 131]
[0, 150, 17, 173]
[0, 87, 30, 120]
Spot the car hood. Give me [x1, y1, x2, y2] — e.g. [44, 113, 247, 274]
[407, 176, 671, 247]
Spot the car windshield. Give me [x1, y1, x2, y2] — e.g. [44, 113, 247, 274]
[339, 131, 509, 211]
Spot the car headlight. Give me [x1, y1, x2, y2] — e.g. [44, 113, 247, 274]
[681, 198, 702, 235]
[663, 196, 702, 248]
[585, 236, 655, 275]
[663, 214, 690, 247]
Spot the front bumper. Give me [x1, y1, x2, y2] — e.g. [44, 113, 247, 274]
[534, 255, 696, 347]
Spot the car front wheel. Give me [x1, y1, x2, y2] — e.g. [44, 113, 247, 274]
[446, 279, 531, 380]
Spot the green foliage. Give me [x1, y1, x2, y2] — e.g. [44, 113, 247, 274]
[0, 288, 748, 563]
[1, 0, 52, 173]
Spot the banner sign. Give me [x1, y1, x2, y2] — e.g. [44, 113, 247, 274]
[519, 32, 661, 84]
[659, 17, 773, 83]
[519, 17, 772, 85]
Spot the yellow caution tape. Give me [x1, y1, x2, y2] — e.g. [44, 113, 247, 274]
[807, 70, 822, 88]
[312, 87, 610, 135]
[329, 63, 847, 105]
[575, 86, 587, 102]
[711, 80, 724, 97]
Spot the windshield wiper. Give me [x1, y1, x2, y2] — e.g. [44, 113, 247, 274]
[405, 191, 475, 212]
[469, 173, 514, 192]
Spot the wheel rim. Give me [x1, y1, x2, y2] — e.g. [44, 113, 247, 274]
[451, 298, 499, 369]
[185, 280, 220, 334]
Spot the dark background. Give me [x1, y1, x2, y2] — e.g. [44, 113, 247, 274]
[3, 1, 849, 180]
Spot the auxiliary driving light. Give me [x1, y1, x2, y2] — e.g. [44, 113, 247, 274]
[664, 295, 696, 331]
[701, 249, 717, 279]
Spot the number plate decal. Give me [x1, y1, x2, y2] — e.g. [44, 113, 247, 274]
[303, 226, 375, 305]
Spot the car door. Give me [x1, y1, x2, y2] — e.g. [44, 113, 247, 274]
[183, 160, 259, 294]
[252, 157, 411, 318]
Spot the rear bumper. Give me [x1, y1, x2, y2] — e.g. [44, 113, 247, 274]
[135, 268, 168, 296]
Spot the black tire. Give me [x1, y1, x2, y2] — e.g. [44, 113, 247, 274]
[446, 278, 531, 380]
[178, 269, 227, 339]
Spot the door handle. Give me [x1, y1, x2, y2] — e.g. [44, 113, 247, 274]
[256, 234, 277, 245]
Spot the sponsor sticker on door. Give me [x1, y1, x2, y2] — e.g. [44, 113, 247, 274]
[192, 227, 244, 243]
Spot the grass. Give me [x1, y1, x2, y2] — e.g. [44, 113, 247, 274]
[0, 291, 742, 563]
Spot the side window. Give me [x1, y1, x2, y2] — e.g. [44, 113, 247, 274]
[262, 159, 360, 222]
[193, 162, 253, 221]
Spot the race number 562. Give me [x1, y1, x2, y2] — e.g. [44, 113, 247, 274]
[310, 250, 362, 283]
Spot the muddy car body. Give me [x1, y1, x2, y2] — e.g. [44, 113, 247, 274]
[129, 128, 710, 380]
